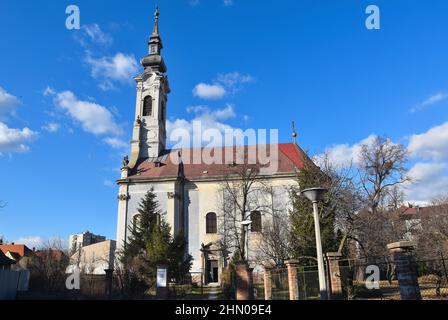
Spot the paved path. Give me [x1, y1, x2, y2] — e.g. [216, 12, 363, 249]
[208, 287, 219, 300]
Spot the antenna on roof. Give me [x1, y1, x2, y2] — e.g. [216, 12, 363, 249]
[292, 121, 298, 145]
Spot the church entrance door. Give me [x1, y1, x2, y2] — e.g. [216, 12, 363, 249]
[207, 260, 219, 283]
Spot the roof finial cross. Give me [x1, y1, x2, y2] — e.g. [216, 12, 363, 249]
[292, 121, 298, 145]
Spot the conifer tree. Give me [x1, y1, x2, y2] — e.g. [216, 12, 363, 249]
[289, 161, 340, 265]
[120, 188, 192, 291]
[123, 188, 162, 260]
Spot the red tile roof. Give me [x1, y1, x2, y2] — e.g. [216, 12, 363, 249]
[0, 244, 33, 257]
[0, 250, 15, 266]
[127, 143, 309, 181]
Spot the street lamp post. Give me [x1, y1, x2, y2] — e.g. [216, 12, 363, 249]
[241, 220, 252, 261]
[301, 187, 329, 300]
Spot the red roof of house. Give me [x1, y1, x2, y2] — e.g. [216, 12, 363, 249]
[127, 143, 309, 181]
[398, 204, 448, 217]
[0, 244, 33, 257]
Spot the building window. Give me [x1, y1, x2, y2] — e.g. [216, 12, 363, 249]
[143, 96, 152, 117]
[251, 211, 262, 233]
[206, 212, 217, 234]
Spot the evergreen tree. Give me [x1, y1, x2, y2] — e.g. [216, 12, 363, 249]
[119, 188, 192, 292]
[124, 188, 162, 260]
[289, 161, 340, 265]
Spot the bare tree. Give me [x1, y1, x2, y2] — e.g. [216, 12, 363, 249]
[415, 195, 448, 258]
[255, 210, 291, 267]
[113, 255, 147, 299]
[316, 153, 365, 255]
[24, 238, 70, 293]
[348, 136, 411, 258]
[218, 162, 271, 262]
[359, 136, 410, 214]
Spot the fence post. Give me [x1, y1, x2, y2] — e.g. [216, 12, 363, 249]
[235, 261, 253, 300]
[104, 268, 114, 298]
[387, 241, 422, 300]
[263, 266, 272, 300]
[325, 252, 343, 300]
[285, 260, 299, 300]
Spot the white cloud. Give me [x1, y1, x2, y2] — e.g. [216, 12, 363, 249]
[218, 72, 254, 97]
[43, 86, 55, 97]
[223, 0, 234, 6]
[13, 236, 44, 249]
[404, 162, 448, 202]
[193, 72, 254, 100]
[167, 105, 238, 147]
[83, 24, 113, 46]
[411, 92, 448, 112]
[0, 86, 20, 119]
[216, 72, 253, 89]
[103, 179, 116, 188]
[53, 90, 122, 136]
[42, 122, 60, 133]
[319, 128, 448, 203]
[408, 122, 448, 161]
[317, 134, 377, 167]
[0, 122, 38, 154]
[13, 236, 68, 250]
[85, 52, 138, 91]
[187, 104, 236, 120]
[189, 0, 200, 6]
[193, 83, 226, 100]
[74, 23, 113, 48]
[104, 137, 128, 149]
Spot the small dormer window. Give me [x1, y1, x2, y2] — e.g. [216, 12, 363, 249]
[150, 44, 157, 54]
[143, 96, 153, 117]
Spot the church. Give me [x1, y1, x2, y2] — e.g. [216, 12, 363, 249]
[115, 8, 308, 284]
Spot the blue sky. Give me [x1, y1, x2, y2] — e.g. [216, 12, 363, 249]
[0, 0, 447, 248]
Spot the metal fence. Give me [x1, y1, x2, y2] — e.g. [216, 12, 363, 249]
[252, 272, 265, 300]
[297, 266, 320, 300]
[338, 258, 400, 300]
[416, 255, 448, 299]
[270, 268, 289, 300]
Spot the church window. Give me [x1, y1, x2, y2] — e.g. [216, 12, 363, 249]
[143, 96, 153, 117]
[206, 212, 217, 234]
[250, 211, 262, 233]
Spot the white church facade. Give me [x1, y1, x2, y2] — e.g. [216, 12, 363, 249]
[115, 8, 307, 284]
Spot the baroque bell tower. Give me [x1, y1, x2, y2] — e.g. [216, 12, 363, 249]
[129, 6, 170, 168]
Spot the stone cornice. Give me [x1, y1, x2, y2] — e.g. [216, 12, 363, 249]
[116, 172, 299, 185]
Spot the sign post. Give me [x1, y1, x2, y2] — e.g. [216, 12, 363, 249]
[156, 264, 169, 299]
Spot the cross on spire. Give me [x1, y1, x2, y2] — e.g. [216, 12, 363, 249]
[152, 6, 159, 36]
[141, 5, 167, 72]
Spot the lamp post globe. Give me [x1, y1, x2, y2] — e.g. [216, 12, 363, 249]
[300, 187, 328, 203]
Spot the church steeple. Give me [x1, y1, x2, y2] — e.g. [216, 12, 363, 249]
[141, 6, 166, 72]
[152, 6, 160, 37]
[128, 6, 170, 167]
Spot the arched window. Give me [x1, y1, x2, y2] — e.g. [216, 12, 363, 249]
[143, 96, 152, 117]
[206, 212, 217, 234]
[251, 211, 262, 233]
